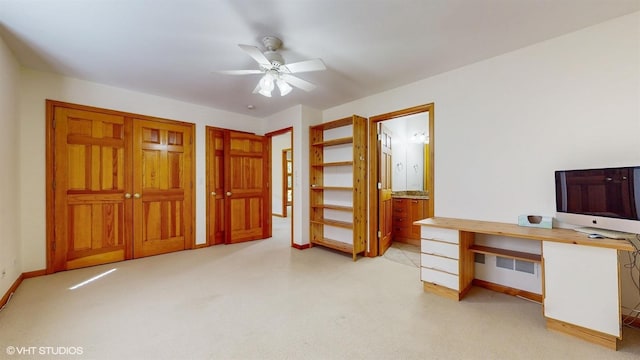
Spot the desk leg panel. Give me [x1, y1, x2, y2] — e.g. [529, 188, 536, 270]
[542, 242, 620, 338]
[459, 231, 475, 297]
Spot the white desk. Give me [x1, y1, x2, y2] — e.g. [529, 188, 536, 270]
[415, 217, 635, 350]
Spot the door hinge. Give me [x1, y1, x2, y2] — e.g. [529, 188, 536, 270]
[377, 134, 382, 141]
[52, 241, 56, 251]
[377, 231, 381, 238]
[52, 119, 56, 129]
[377, 182, 382, 189]
[52, 180, 56, 190]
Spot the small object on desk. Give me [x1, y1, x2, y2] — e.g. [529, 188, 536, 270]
[588, 234, 604, 239]
[517, 215, 552, 229]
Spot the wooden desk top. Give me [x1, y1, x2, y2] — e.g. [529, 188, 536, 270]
[415, 217, 635, 252]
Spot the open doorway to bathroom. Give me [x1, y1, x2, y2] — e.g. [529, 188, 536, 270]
[368, 104, 434, 257]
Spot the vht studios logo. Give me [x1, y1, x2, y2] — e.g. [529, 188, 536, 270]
[6, 346, 84, 356]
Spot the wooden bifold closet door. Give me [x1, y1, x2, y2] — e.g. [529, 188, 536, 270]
[47, 101, 194, 273]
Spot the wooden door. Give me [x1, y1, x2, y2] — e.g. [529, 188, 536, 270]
[206, 128, 226, 245]
[52, 107, 131, 271]
[132, 119, 193, 257]
[378, 123, 393, 255]
[225, 131, 270, 243]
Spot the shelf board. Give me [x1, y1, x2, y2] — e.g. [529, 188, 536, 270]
[469, 245, 542, 263]
[311, 137, 353, 147]
[310, 186, 353, 191]
[310, 117, 354, 130]
[311, 218, 353, 229]
[312, 161, 353, 167]
[311, 237, 353, 254]
[311, 204, 354, 212]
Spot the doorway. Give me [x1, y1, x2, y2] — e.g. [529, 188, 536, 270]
[266, 128, 293, 245]
[368, 104, 434, 257]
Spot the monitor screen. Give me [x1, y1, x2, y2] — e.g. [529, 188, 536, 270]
[555, 166, 640, 221]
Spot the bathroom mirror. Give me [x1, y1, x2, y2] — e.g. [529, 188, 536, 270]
[382, 113, 429, 192]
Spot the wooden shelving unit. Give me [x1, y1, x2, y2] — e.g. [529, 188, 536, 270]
[309, 115, 367, 260]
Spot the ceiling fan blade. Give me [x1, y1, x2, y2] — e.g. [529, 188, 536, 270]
[238, 44, 271, 67]
[280, 74, 316, 92]
[282, 59, 326, 73]
[216, 69, 263, 75]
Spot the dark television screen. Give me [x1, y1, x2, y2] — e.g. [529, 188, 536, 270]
[555, 166, 640, 221]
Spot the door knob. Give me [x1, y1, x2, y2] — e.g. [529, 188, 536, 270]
[211, 191, 217, 196]
[226, 191, 232, 196]
[133, 193, 141, 199]
[124, 193, 132, 199]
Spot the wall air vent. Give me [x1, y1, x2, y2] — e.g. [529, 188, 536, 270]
[496, 256, 514, 270]
[515, 259, 535, 274]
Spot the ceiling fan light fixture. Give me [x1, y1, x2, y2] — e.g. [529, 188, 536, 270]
[276, 79, 293, 96]
[258, 73, 274, 97]
[221, 37, 326, 97]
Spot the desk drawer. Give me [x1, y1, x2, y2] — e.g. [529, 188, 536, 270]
[421, 267, 459, 291]
[421, 253, 459, 275]
[421, 227, 459, 244]
[421, 239, 459, 259]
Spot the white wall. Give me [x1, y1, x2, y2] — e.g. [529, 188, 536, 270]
[263, 105, 322, 246]
[0, 35, 21, 297]
[271, 132, 291, 216]
[18, 69, 263, 269]
[321, 13, 640, 307]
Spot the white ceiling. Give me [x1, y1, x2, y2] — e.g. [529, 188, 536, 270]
[1, 0, 638, 118]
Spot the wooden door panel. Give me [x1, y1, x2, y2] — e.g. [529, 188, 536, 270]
[378, 123, 393, 255]
[225, 131, 269, 244]
[133, 119, 192, 257]
[67, 202, 124, 253]
[53, 107, 129, 271]
[142, 200, 183, 240]
[229, 156, 264, 193]
[206, 128, 226, 245]
[66, 202, 125, 270]
[229, 198, 263, 238]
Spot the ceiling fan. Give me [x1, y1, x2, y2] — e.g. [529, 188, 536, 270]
[218, 36, 326, 97]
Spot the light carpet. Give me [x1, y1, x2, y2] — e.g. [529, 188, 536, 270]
[1, 216, 639, 359]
